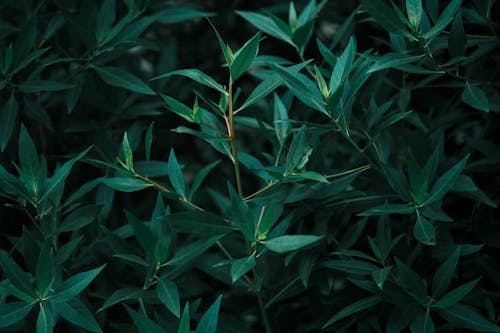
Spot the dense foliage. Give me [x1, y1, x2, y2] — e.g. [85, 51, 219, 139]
[1, 0, 500, 332]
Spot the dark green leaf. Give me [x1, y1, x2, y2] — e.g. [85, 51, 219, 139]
[159, 93, 200, 123]
[100, 177, 153, 192]
[438, 304, 500, 332]
[395, 258, 427, 303]
[360, 0, 409, 36]
[0, 250, 34, 296]
[263, 235, 323, 253]
[372, 266, 392, 289]
[231, 32, 261, 82]
[413, 214, 436, 245]
[432, 247, 459, 297]
[323, 259, 379, 275]
[230, 254, 256, 283]
[236, 11, 293, 45]
[99, 287, 143, 312]
[125, 211, 156, 257]
[0, 302, 34, 328]
[55, 299, 103, 333]
[18, 124, 40, 196]
[196, 295, 222, 333]
[145, 122, 154, 161]
[156, 8, 214, 24]
[410, 311, 434, 333]
[36, 303, 53, 333]
[96, 0, 116, 42]
[125, 305, 166, 333]
[424, 155, 469, 205]
[359, 203, 415, 216]
[52, 264, 106, 302]
[423, 0, 463, 40]
[94, 66, 155, 95]
[448, 13, 466, 58]
[435, 278, 480, 309]
[18, 80, 74, 93]
[323, 296, 383, 328]
[0, 94, 17, 151]
[285, 125, 308, 173]
[151, 69, 225, 93]
[157, 278, 180, 318]
[168, 149, 186, 198]
[166, 235, 222, 266]
[36, 243, 53, 297]
[461, 85, 489, 112]
[178, 303, 190, 333]
[190, 160, 221, 197]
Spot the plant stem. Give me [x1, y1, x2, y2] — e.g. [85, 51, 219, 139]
[227, 78, 244, 197]
[258, 293, 273, 333]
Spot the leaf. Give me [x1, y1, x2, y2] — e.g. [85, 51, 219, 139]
[423, 0, 463, 40]
[157, 278, 180, 318]
[156, 7, 214, 24]
[395, 258, 427, 303]
[178, 303, 190, 333]
[236, 11, 293, 45]
[145, 122, 154, 161]
[36, 242, 53, 297]
[323, 296, 383, 328]
[410, 311, 434, 333]
[99, 287, 143, 312]
[0, 94, 18, 151]
[285, 125, 308, 173]
[367, 53, 423, 73]
[230, 254, 256, 283]
[231, 32, 261, 82]
[52, 264, 106, 302]
[227, 182, 255, 241]
[168, 149, 186, 198]
[323, 259, 379, 275]
[196, 295, 222, 333]
[96, 0, 116, 42]
[0, 302, 34, 328]
[17, 80, 74, 93]
[406, 0, 423, 28]
[125, 305, 166, 333]
[125, 211, 156, 257]
[60, 204, 101, 232]
[448, 12, 466, 58]
[18, 124, 40, 196]
[329, 37, 355, 94]
[432, 247, 460, 297]
[0, 250, 34, 296]
[359, 203, 415, 216]
[435, 278, 480, 309]
[360, 0, 409, 35]
[40, 146, 91, 202]
[413, 214, 436, 246]
[424, 155, 469, 205]
[159, 93, 200, 123]
[150, 69, 225, 93]
[166, 235, 222, 266]
[263, 235, 323, 253]
[461, 85, 489, 112]
[273, 94, 291, 144]
[372, 266, 392, 289]
[438, 304, 500, 332]
[190, 160, 221, 197]
[93, 66, 155, 95]
[100, 177, 153, 192]
[55, 299, 103, 333]
[36, 303, 53, 333]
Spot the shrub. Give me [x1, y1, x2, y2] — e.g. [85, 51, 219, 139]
[1, 0, 499, 332]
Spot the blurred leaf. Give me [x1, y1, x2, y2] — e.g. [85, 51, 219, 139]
[236, 11, 293, 45]
[461, 85, 489, 112]
[151, 69, 225, 93]
[263, 235, 323, 253]
[17, 80, 74, 93]
[432, 247, 459, 297]
[125, 211, 156, 257]
[0, 302, 34, 328]
[196, 295, 222, 333]
[410, 311, 434, 333]
[438, 304, 500, 332]
[178, 303, 190, 333]
[0, 94, 17, 151]
[359, 203, 415, 216]
[125, 305, 166, 333]
[435, 278, 480, 309]
[372, 266, 392, 289]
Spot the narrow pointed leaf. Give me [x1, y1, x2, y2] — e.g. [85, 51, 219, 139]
[52, 264, 106, 302]
[263, 235, 323, 253]
[157, 278, 180, 318]
[423, 0, 463, 40]
[0, 302, 34, 328]
[100, 177, 153, 192]
[168, 149, 186, 198]
[231, 32, 261, 82]
[414, 214, 436, 246]
[196, 295, 222, 333]
[424, 155, 469, 205]
[435, 278, 480, 309]
[360, 0, 409, 35]
[0, 94, 18, 151]
[55, 299, 103, 333]
[461, 85, 489, 112]
[151, 69, 225, 93]
[94, 66, 155, 95]
[230, 254, 256, 283]
[432, 247, 459, 297]
[236, 11, 293, 45]
[438, 304, 500, 332]
[323, 296, 383, 328]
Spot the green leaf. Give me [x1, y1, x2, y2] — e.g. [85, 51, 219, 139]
[145, 122, 154, 161]
[190, 160, 221, 197]
[368, 53, 423, 73]
[93, 66, 155, 95]
[166, 235, 222, 266]
[323, 259, 379, 275]
[263, 235, 323, 253]
[424, 155, 469, 205]
[273, 94, 291, 144]
[359, 203, 415, 216]
[410, 311, 434, 333]
[55, 299, 103, 333]
[178, 303, 190, 333]
[156, 7, 214, 24]
[406, 0, 423, 28]
[168, 149, 186, 198]
[196, 295, 222, 333]
[100, 177, 153, 192]
[382, 164, 412, 200]
[0, 302, 34, 328]
[40, 146, 91, 202]
[432, 247, 459, 297]
[285, 125, 308, 173]
[423, 0, 463, 40]
[323, 295, 383, 328]
[448, 12, 466, 58]
[17, 80, 74, 93]
[96, 0, 115, 43]
[60, 204, 101, 232]
[395, 258, 427, 303]
[125, 305, 166, 333]
[413, 214, 436, 245]
[121, 132, 133, 170]
[329, 37, 355, 94]
[0, 94, 18, 151]
[125, 211, 156, 257]
[231, 32, 261, 82]
[98, 287, 142, 312]
[0, 250, 34, 296]
[438, 304, 500, 332]
[151, 69, 225, 93]
[52, 264, 106, 302]
[360, 0, 409, 36]
[372, 266, 392, 289]
[18, 124, 40, 196]
[159, 93, 200, 123]
[36, 242, 53, 297]
[227, 182, 255, 241]
[230, 254, 256, 283]
[36, 303, 53, 333]
[167, 211, 234, 236]
[236, 11, 293, 45]
[157, 278, 180, 318]
[435, 278, 480, 309]
[461, 85, 489, 112]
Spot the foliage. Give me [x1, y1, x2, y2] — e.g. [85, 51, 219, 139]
[1, 0, 500, 332]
